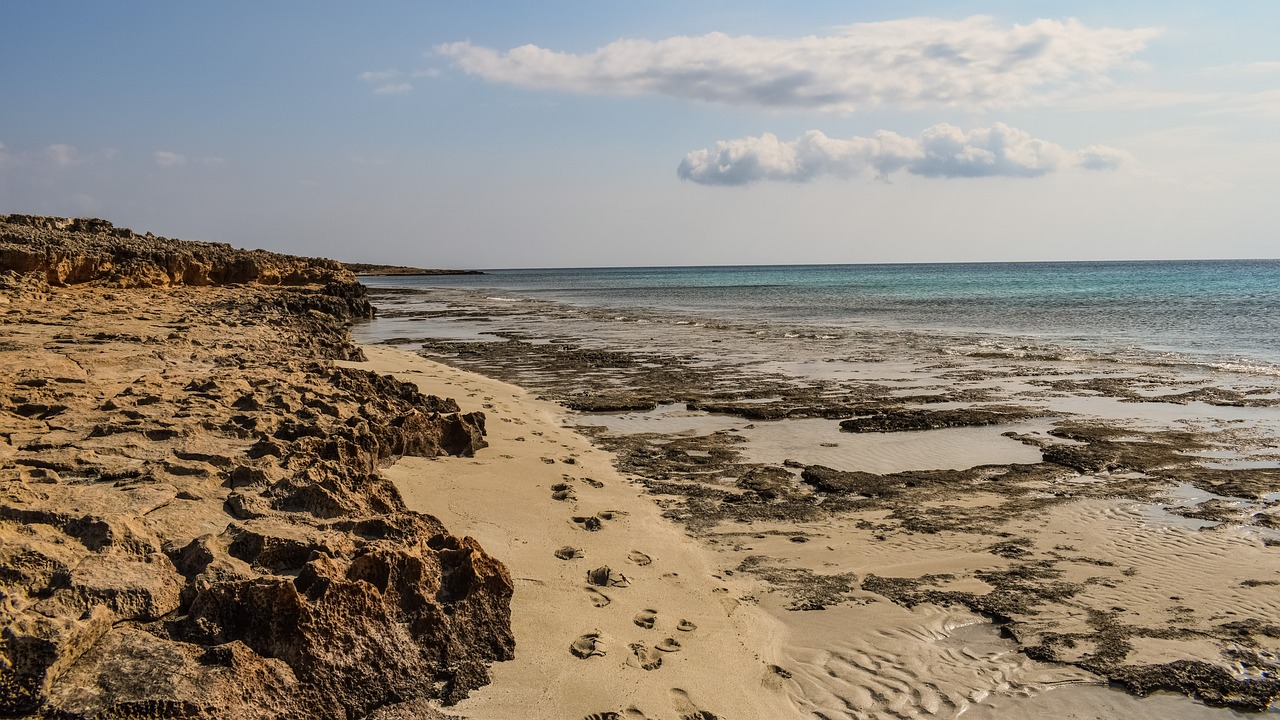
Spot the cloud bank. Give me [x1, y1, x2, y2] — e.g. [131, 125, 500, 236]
[677, 124, 1131, 185]
[438, 16, 1157, 112]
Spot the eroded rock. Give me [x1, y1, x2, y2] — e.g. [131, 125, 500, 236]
[0, 217, 512, 719]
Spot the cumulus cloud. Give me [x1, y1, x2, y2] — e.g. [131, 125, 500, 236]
[437, 16, 1158, 112]
[677, 123, 1130, 185]
[154, 151, 187, 167]
[1075, 144, 1132, 171]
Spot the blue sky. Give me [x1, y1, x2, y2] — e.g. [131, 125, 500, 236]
[2, 2, 1277, 267]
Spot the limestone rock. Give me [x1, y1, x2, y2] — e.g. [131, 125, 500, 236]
[0, 217, 513, 718]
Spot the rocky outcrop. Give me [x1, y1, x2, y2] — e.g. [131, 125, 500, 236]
[0, 218, 512, 719]
[1, 214, 366, 304]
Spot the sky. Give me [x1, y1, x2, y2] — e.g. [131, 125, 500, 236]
[1, 1, 1278, 268]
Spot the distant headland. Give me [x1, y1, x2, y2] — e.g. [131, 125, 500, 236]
[343, 262, 484, 276]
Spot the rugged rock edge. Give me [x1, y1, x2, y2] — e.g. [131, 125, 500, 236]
[0, 216, 513, 719]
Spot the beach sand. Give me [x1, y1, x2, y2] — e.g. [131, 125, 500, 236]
[347, 345, 797, 720]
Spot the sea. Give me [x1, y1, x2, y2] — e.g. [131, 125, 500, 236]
[361, 259, 1280, 377]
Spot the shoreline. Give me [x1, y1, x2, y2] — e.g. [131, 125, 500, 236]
[349, 343, 1278, 719]
[352, 282, 1280, 716]
[345, 345, 798, 719]
[3, 214, 1277, 717]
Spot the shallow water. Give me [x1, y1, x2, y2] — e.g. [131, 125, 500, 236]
[363, 259, 1280, 373]
[965, 684, 1267, 719]
[575, 404, 1044, 474]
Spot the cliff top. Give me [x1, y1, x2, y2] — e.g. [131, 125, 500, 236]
[0, 214, 355, 288]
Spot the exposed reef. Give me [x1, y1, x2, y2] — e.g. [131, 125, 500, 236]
[372, 287, 1280, 713]
[0, 217, 512, 719]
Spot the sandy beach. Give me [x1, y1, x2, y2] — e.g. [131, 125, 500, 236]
[348, 283, 1280, 718]
[347, 345, 797, 720]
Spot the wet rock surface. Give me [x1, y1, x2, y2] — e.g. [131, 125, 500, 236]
[0, 220, 512, 719]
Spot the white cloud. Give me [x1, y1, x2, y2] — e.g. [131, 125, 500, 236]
[45, 144, 79, 167]
[437, 16, 1158, 112]
[154, 150, 187, 167]
[359, 67, 436, 95]
[1075, 144, 1132, 171]
[677, 123, 1130, 185]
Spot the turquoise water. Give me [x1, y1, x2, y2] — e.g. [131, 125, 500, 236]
[364, 260, 1280, 372]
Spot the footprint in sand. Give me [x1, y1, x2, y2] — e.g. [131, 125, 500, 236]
[570, 632, 605, 659]
[582, 714, 621, 720]
[571, 516, 603, 531]
[581, 477, 604, 488]
[676, 619, 697, 632]
[669, 688, 718, 720]
[628, 642, 663, 671]
[627, 550, 652, 566]
[554, 546, 584, 560]
[585, 587, 611, 607]
[586, 566, 630, 588]
[633, 609, 657, 629]
[655, 637, 682, 653]
[551, 482, 576, 501]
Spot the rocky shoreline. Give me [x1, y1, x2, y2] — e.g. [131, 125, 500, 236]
[0, 216, 513, 719]
[358, 284, 1280, 714]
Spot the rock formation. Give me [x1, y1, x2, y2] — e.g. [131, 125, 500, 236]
[0, 217, 513, 718]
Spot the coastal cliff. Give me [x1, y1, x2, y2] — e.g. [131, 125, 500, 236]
[0, 216, 514, 719]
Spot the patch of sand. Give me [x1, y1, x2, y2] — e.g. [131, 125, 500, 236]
[347, 345, 797, 720]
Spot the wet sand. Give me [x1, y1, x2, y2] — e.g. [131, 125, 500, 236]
[350, 287, 1280, 717]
